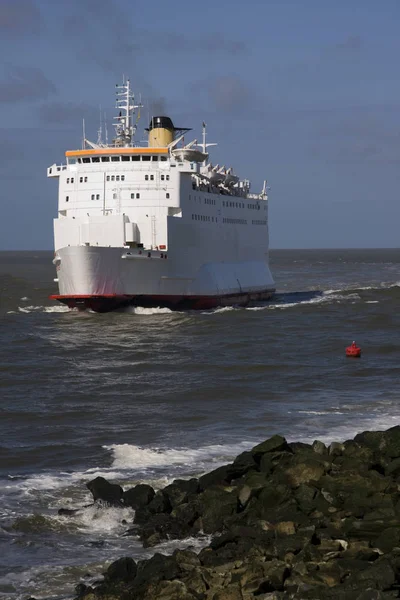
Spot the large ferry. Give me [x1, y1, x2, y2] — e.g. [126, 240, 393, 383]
[48, 80, 275, 312]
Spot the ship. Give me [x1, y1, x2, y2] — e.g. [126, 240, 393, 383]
[48, 79, 275, 312]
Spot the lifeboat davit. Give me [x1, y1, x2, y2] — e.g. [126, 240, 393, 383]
[346, 341, 361, 357]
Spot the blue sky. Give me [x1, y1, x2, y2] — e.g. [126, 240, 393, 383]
[0, 0, 399, 249]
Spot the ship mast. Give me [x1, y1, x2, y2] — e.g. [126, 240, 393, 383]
[113, 79, 142, 147]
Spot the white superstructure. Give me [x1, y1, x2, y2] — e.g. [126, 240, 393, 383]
[48, 79, 275, 312]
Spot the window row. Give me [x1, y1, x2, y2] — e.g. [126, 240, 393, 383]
[223, 200, 245, 208]
[204, 198, 216, 205]
[130, 193, 141, 199]
[66, 177, 75, 184]
[252, 220, 267, 225]
[223, 218, 247, 225]
[76, 155, 168, 164]
[248, 204, 261, 210]
[106, 175, 125, 181]
[91, 194, 100, 200]
[160, 174, 170, 181]
[192, 214, 217, 223]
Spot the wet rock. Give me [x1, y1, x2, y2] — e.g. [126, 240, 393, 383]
[163, 478, 199, 508]
[122, 484, 155, 509]
[198, 465, 230, 490]
[105, 556, 137, 582]
[251, 435, 291, 458]
[86, 476, 123, 506]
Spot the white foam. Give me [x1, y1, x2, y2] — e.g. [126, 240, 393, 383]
[18, 305, 70, 313]
[130, 306, 174, 315]
[72, 504, 135, 535]
[104, 441, 252, 471]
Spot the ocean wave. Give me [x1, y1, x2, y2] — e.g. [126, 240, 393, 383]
[104, 441, 253, 472]
[129, 306, 175, 315]
[18, 305, 70, 313]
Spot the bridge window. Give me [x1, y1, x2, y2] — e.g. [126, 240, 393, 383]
[132, 155, 140, 161]
[152, 156, 158, 161]
[160, 156, 167, 161]
[111, 156, 120, 162]
[101, 156, 110, 162]
[142, 156, 151, 162]
[92, 157, 100, 163]
[122, 156, 130, 162]
[82, 158, 90, 163]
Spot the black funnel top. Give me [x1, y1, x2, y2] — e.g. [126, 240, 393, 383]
[146, 116, 191, 133]
[148, 116, 175, 130]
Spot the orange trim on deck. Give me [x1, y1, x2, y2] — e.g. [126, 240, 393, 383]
[65, 148, 169, 157]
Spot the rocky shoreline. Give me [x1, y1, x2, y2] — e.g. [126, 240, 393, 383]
[70, 427, 400, 599]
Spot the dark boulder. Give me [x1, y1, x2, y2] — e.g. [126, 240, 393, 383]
[86, 476, 123, 506]
[104, 556, 137, 582]
[163, 478, 199, 508]
[251, 435, 291, 460]
[198, 464, 230, 490]
[122, 484, 155, 509]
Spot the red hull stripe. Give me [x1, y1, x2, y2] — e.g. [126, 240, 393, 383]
[50, 291, 275, 313]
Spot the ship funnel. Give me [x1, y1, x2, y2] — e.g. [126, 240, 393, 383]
[147, 116, 175, 148]
[146, 116, 191, 148]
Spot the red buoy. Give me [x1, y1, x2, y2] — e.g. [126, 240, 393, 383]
[346, 341, 361, 358]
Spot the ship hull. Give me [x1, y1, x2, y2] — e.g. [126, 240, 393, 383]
[52, 245, 275, 313]
[51, 290, 275, 313]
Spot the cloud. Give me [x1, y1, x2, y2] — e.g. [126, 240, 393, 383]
[336, 35, 363, 52]
[37, 101, 95, 126]
[0, 136, 23, 166]
[0, 0, 42, 37]
[0, 66, 57, 103]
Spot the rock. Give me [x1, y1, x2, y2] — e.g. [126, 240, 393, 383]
[226, 450, 258, 480]
[105, 557, 137, 582]
[282, 459, 325, 487]
[312, 440, 328, 455]
[199, 465, 230, 490]
[251, 435, 291, 459]
[163, 478, 199, 508]
[86, 477, 123, 506]
[58, 508, 82, 516]
[329, 442, 345, 457]
[354, 426, 400, 460]
[198, 488, 239, 533]
[122, 484, 155, 509]
[275, 521, 296, 536]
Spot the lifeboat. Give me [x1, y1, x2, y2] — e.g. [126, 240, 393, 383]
[171, 148, 208, 163]
[346, 341, 361, 357]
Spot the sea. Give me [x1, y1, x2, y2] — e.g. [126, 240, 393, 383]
[0, 248, 399, 599]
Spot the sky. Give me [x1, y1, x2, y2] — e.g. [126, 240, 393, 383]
[0, 0, 399, 250]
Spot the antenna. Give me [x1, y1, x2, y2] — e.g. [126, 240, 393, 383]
[104, 111, 109, 145]
[82, 118, 86, 149]
[114, 78, 143, 147]
[97, 105, 103, 145]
